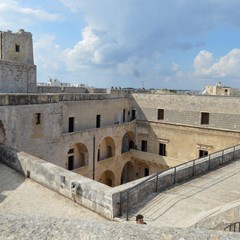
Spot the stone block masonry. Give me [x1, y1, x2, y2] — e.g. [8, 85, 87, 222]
[0, 60, 37, 93]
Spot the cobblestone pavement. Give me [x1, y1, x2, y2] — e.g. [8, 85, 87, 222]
[0, 163, 107, 221]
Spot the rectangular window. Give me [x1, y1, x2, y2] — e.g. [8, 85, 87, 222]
[123, 109, 126, 122]
[68, 117, 74, 132]
[15, 44, 20, 52]
[141, 140, 148, 152]
[159, 143, 166, 156]
[131, 109, 136, 120]
[158, 109, 164, 120]
[199, 150, 208, 158]
[96, 114, 101, 128]
[35, 113, 41, 125]
[97, 149, 100, 161]
[144, 168, 149, 176]
[201, 112, 209, 125]
[68, 156, 74, 170]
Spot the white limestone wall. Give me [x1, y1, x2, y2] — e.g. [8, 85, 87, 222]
[62, 98, 133, 132]
[132, 93, 240, 131]
[0, 60, 36, 93]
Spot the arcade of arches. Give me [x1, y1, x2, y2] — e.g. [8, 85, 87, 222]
[67, 132, 169, 187]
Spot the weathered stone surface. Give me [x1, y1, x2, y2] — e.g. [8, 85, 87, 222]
[0, 214, 239, 240]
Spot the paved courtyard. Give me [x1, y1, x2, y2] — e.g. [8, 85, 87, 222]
[0, 162, 108, 222]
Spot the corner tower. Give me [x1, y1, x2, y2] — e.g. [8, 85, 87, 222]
[0, 29, 37, 93]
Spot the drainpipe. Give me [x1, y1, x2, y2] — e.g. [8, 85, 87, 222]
[93, 136, 95, 180]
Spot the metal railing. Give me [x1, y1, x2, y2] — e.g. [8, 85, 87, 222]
[119, 144, 240, 220]
[224, 222, 240, 232]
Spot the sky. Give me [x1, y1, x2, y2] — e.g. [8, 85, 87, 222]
[1, 0, 240, 90]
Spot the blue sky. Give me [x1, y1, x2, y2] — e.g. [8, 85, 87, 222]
[1, 0, 240, 90]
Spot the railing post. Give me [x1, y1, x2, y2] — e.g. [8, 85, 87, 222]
[126, 191, 129, 221]
[155, 173, 158, 192]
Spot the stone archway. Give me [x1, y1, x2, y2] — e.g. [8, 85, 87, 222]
[98, 136, 116, 161]
[67, 143, 89, 170]
[121, 161, 135, 184]
[99, 170, 115, 187]
[121, 131, 135, 153]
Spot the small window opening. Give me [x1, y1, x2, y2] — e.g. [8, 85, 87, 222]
[141, 140, 148, 152]
[201, 112, 209, 125]
[68, 156, 74, 170]
[199, 150, 208, 158]
[36, 113, 41, 124]
[131, 109, 136, 120]
[97, 149, 100, 161]
[159, 143, 166, 156]
[15, 44, 20, 52]
[96, 114, 101, 128]
[158, 109, 164, 120]
[68, 117, 74, 132]
[123, 109, 126, 122]
[144, 168, 149, 176]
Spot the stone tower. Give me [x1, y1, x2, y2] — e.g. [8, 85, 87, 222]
[0, 29, 37, 93]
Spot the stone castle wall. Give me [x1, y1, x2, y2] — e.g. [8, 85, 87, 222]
[131, 93, 240, 161]
[0, 60, 36, 93]
[37, 86, 87, 93]
[0, 29, 36, 93]
[0, 29, 34, 64]
[132, 94, 240, 131]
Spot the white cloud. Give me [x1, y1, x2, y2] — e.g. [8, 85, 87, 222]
[34, 35, 64, 78]
[194, 49, 240, 78]
[116, 57, 146, 77]
[60, 0, 240, 71]
[3, 0, 240, 89]
[193, 50, 214, 75]
[0, 0, 60, 29]
[64, 27, 102, 70]
[64, 27, 123, 71]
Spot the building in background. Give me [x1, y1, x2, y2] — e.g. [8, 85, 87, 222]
[202, 82, 240, 96]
